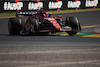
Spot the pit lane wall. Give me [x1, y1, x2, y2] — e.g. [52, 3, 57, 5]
[0, 0, 100, 12]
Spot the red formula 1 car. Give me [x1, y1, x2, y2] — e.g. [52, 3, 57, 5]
[8, 11, 81, 35]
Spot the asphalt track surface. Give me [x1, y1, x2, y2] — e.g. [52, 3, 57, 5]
[0, 11, 100, 67]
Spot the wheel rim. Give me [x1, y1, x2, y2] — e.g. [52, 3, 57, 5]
[26, 20, 35, 34]
[26, 22, 30, 32]
[30, 24, 35, 33]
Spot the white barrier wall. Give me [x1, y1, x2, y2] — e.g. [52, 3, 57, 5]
[0, 0, 100, 12]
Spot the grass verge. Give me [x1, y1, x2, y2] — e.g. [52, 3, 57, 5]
[0, 12, 16, 18]
[0, 8, 100, 18]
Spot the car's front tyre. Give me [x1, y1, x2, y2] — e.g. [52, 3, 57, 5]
[66, 16, 81, 35]
[25, 18, 39, 35]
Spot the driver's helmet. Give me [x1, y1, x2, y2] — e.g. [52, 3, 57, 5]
[37, 7, 44, 16]
[42, 14, 46, 17]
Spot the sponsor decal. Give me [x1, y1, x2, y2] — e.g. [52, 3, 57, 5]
[85, 0, 98, 7]
[28, 2, 43, 10]
[37, 0, 40, 3]
[17, 11, 37, 15]
[4, 2, 23, 10]
[49, 1, 62, 9]
[15, 0, 19, 3]
[67, 0, 81, 8]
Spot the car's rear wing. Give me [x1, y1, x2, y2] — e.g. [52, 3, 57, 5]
[16, 11, 37, 17]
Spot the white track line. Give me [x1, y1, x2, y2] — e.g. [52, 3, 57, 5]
[0, 60, 100, 67]
[18, 60, 100, 67]
[0, 49, 100, 55]
[0, 61, 49, 64]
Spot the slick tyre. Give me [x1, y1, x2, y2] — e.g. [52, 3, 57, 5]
[66, 16, 81, 35]
[26, 18, 39, 35]
[8, 18, 22, 35]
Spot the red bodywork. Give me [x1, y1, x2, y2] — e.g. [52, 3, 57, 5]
[37, 12, 71, 32]
[31, 12, 71, 32]
[44, 18, 62, 31]
[41, 12, 62, 31]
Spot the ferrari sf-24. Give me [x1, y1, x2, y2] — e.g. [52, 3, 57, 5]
[8, 11, 81, 35]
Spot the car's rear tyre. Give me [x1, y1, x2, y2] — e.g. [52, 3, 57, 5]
[8, 18, 22, 35]
[26, 18, 39, 35]
[66, 16, 81, 35]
